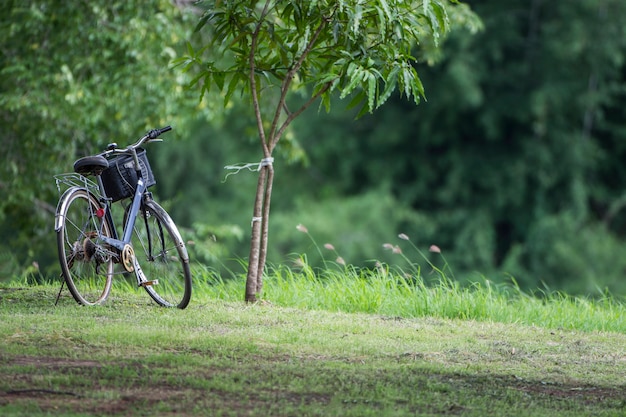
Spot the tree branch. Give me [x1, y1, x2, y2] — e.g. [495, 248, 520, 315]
[274, 81, 334, 143]
[250, 0, 273, 157]
[268, 17, 330, 151]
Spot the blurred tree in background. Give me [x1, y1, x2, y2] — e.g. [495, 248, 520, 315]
[271, 0, 626, 293]
[0, 0, 207, 278]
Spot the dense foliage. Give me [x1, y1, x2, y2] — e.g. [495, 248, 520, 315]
[0, 0, 205, 276]
[3, 0, 626, 297]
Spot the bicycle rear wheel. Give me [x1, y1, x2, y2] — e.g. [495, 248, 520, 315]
[128, 199, 191, 309]
[56, 188, 114, 305]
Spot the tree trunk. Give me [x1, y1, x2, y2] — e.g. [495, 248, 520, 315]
[244, 165, 268, 303]
[244, 162, 274, 303]
[256, 164, 274, 292]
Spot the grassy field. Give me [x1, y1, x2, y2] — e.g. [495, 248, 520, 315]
[1, 270, 626, 416]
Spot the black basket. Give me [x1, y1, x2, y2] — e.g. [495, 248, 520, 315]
[100, 148, 156, 202]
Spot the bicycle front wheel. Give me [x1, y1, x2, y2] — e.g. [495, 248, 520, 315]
[129, 199, 191, 309]
[56, 188, 114, 305]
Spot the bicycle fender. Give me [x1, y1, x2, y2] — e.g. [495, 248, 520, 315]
[54, 187, 100, 232]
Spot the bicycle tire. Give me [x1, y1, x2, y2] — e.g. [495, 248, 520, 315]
[56, 188, 114, 305]
[127, 199, 192, 309]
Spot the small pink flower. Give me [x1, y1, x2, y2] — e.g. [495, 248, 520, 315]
[324, 243, 335, 251]
[429, 244, 441, 253]
[392, 245, 402, 254]
[296, 224, 308, 233]
[398, 233, 410, 241]
[336, 257, 346, 266]
[383, 243, 394, 250]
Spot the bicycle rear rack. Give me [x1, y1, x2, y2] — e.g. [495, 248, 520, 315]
[54, 173, 101, 197]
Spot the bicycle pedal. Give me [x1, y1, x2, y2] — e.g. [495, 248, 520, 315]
[139, 280, 159, 287]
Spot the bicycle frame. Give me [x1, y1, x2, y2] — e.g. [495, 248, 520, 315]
[98, 168, 157, 286]
[97, 175, 149, 251]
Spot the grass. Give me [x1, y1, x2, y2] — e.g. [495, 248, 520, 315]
[1, 272, 626, 416]
[2, 230, 626, 416]
[192, 263, 626, 333]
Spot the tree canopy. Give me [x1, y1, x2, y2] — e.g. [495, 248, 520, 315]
[180, 0, 480, 301]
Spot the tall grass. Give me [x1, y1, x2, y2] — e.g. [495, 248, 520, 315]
[192, 264, 626, 333]
[190, 228, 626, 333]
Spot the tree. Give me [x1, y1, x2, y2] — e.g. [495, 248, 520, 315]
[179, 0, 480, 302]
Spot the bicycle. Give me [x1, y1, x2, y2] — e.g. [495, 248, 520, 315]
[54, 126, 192, 309]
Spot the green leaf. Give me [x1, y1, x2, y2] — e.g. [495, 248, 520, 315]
[194, 11, 211, 33]
[195, 10, 222, 33]
[213, 71, 225, 92]
[367, 72, 376, 112]
[377, 66, 399, 108]
[316, 73, 340, 85]
[394, 20, 403, 40]
[188, 71, 208, 89]
[340, 64, 363, 99]
[199, 73, 210, 103]
[345, 90, 366, 111]
[402, 66, 412, 98]
[431, 2, 450, 34]
[186, 41, 195, 57]
[410, 67, 425, 105]
[170, 56, 193, 72]
[307, 0, 319, 16]
[224, 73, 243, 106]
[375, 6, 387, 39]
[378, 0, 393, 20]
[412, 67, 425, 98]
[319, 89, 331, 113]
[282, 2, 294, 21]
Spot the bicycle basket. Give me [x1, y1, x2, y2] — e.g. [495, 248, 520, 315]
[100, 148, 156, 202]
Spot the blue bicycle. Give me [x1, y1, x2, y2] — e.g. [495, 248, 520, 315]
[54, 126, 192, 308]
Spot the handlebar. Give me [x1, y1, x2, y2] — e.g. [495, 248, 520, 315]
[103, 126, 172, 157]
[147, 125, 172, 140]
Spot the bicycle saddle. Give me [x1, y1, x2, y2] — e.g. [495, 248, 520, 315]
[73, 155, 109, 176]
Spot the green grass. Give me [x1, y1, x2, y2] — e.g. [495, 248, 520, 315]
[192, 262, 626, 333]
[1, 269, 626, 416]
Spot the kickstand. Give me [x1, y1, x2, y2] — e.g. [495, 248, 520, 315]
[55, 276, 65, 306]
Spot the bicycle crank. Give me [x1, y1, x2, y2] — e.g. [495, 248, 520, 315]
[121, 244, 135, 272]
[123, 244, 159, 287]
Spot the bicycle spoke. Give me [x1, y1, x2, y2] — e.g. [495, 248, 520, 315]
[128, 201, 191, 308]
[56, 189, 114, 305]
